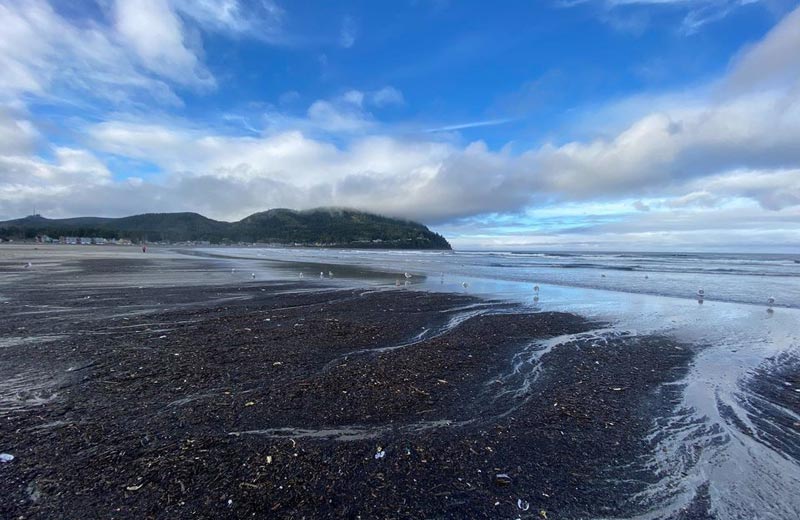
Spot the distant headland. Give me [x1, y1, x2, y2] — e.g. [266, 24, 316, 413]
[0, 208, 452, 250]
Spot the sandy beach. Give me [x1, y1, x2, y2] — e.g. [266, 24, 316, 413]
[0, 246, 792, 519]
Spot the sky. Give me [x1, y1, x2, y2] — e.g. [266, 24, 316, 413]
[1, 0, 799, 251]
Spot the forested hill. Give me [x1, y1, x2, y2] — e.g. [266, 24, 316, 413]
[0, 208, 452, 250]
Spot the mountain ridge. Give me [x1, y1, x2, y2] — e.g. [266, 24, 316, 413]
[0, 208, 451, 250]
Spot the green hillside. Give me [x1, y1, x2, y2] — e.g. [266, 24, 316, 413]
[0, 208, 451, 250]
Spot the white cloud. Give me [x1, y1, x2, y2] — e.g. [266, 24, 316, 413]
[724, 5, 800, 93]
[77, 111, 800, 225]
[306, 100, 373, 133]
[440, 196, 800, 251]
[170, 0, 284, 41]
[113, 0, 214, 89]
[278, 90, 301, 105]
[425, 118, 514, 133]
[561, 0, 771, 33]
[271, 87, 406, 134]
[0, 0, 183, 105]
[370, 87, 405, 107]
[340, 87, 405, 108]
[87, 119, 451, 189]
[339, 15, 357, 48]
[0, 145, 111, 208]
[533, 89, 800, 198]
[0, 0, 288, 107]
[0, 108, 38, 155]
[341, 90, 365, 107]
[681, 169, 800, 210]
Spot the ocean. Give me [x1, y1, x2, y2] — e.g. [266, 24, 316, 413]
[210, 249, 800, 308]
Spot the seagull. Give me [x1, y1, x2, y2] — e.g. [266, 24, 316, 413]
[231, 268, 236, 274]
[24, 262, 32, 269]
[328, 271, 334, 278]
[533, 285, 539, 292]
[601, 274, 606, 278]
[644, 275, 649, 279]
[251, 273, 256, 280]
[319, 272, 324, 278]
[404, 272, 412, 279]
[462, 281, 469, 288]
[299, 272, 304, 278]
[768, 296, 775, 306]
[697, 289, 705, 297]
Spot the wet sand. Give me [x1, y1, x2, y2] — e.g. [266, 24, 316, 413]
[1, 246, 711, 518]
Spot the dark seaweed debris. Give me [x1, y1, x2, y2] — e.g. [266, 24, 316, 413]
[1, 257, 697, 519]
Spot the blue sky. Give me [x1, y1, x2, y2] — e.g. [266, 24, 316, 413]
[1, 0, 799, 250]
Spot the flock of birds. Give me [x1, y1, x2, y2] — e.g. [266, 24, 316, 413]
[232, 268, 334, 281]
[16, 256, 789, 315]
[22, 258, 785, 310]
[23, 260, 779, 311]
[387, 270, 778, 310]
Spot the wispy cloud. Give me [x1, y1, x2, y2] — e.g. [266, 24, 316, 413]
[113, 0, 215, 90]
[170, 0, 285, 42]
[0, 0, 289, 108]
[339, 15, 357, 48]
[0, 0, 184, 106]
[560, 0, 769, 33]
[424, 118, 515, 133]
[370, 87, 405, 107]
